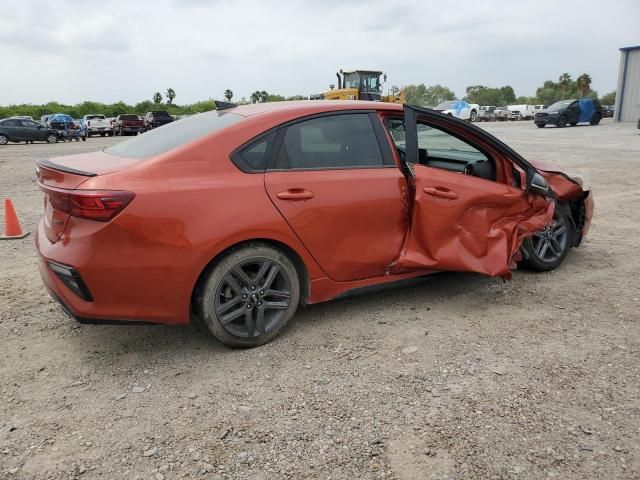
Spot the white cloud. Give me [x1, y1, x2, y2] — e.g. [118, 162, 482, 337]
[0, 0, 638, 105]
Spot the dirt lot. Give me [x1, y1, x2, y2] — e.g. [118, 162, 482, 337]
[1, 120, 639, 480]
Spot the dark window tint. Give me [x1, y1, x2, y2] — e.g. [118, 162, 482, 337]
[106, 110, 243, 159]
[274, 114, 384, 170]
[2, 120, 20, 126]
[119, 114, 138, 120]
[232, 132, 276, 172]
[21, 120, 39, 128]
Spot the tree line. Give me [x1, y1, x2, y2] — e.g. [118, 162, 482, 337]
[0, 73, 616, 119]
[404, 73, 615, 107]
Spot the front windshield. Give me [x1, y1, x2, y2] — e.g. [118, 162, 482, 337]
[343, 73, 360, 89]
[547, 100, 574, 111]
[436, 101, 456, 109]
[360, 73, 381, 93]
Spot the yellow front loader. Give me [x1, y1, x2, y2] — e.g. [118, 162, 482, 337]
[310, 70, 404, 104]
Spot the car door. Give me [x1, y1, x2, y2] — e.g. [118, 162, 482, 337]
[567, 102, 580, 123]
[264, 111, 408, 282]
[392, 105, 553, 278]
[1, 119, 23, 140]
[20, 120, 43, 141]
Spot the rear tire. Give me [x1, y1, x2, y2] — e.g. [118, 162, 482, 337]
[195, 244, 300, 348]
[590, 113, 601, 125]
[521, 203, 575, 271]
[536, 123, 545, 128]
[46, 133, 58, 144]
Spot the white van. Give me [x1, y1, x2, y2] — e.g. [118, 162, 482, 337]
[507, 105, 535, 120]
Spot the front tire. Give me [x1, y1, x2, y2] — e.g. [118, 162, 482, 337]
[521, 203, 574, 271]
[469, 110, 477, 122]
[0, 134, 8, 145]
[556, 116, 567, 128]
[590, 113, 601, 125]
[196, 244, 300, 348]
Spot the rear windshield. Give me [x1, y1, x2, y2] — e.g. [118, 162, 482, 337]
[119, 114, 138, 120]
[51, 115, 73, 122]
[152, 111, 171, 117]
[86, 115, 106, 120]
[106, 110, 244, 159]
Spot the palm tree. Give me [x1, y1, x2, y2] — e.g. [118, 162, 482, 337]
[152, 92, 163, 104]
[259, 91, 269, 103]
[224, 89, 233, 102]
[165, 88, 176, 105]
[558, 73, 572, 99]
[576, 73, 592, 98]
[250, 91, 261, 103]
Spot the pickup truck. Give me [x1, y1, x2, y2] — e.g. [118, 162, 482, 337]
[144, 111, 174, 130]
[114, 114, 145, 136]
[494, 106, 511, 121]
[478, 106, 497, 122]
[83, 114, 114, 137]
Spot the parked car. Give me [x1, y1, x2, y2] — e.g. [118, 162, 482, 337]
[113, 114, 145, 136]
[0, 118, 59, 145]
[433, 100, 479, 122]
[82, 114, 113, 137]
[35, 101, 593, 347]
[44, 114, 86, 141]
[508, 104, 535, 120]
[602, 105, 615, 118]
[494, 106, 511, 121]
[144, 111, 174, 130]
[46, 114, 75, 131]
[478, 106, 497, 122]
[534, 99, 603, 128]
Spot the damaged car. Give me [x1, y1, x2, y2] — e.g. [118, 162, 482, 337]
[35, 101, 593, 347]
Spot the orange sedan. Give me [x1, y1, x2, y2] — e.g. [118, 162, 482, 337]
[35, 101, 593, 347]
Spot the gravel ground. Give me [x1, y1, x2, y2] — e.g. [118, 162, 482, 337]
[1, 120, 639, 479]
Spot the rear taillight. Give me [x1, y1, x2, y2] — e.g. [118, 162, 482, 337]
[41, 185, 135, 222]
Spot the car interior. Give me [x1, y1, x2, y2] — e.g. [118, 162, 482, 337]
[386, 117, 496, 181]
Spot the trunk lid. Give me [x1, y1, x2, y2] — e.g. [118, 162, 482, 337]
[37, 151, 142, 243]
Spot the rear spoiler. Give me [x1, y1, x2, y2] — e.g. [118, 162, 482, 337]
[37, 159, 96, 177]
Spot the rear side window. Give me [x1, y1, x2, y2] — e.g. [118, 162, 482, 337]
[273, 113, 387, 170]
[231, 132, 276, 172]
[106, 110, 243, 159]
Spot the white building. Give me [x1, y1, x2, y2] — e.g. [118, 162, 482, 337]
[615, 45, 640, 122]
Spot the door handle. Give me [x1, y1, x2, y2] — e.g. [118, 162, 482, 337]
[423, 187, 458, 200]
[276, 189, 315, 201]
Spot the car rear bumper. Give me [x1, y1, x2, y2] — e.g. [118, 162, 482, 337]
[35, 217, 207, 325]
[121, 126, 144, 132]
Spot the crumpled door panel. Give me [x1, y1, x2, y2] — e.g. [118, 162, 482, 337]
[396, 165, 554, 279]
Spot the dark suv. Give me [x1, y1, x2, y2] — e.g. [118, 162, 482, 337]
[144, 111, 174, 130]
[534, 99, 602, 128]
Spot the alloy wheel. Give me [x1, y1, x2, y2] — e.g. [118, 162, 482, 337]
[214, 258, 292, 338]
[531, 216, 568, 263]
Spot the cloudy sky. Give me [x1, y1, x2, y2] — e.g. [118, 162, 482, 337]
[1, 0, 638, 105]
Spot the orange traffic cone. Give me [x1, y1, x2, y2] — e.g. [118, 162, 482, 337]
[1, 199, 29, 240]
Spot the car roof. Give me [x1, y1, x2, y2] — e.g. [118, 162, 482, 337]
[228, 100, 403, 118]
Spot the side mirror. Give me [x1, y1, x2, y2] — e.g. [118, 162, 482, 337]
[528, 171, 550, 196]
